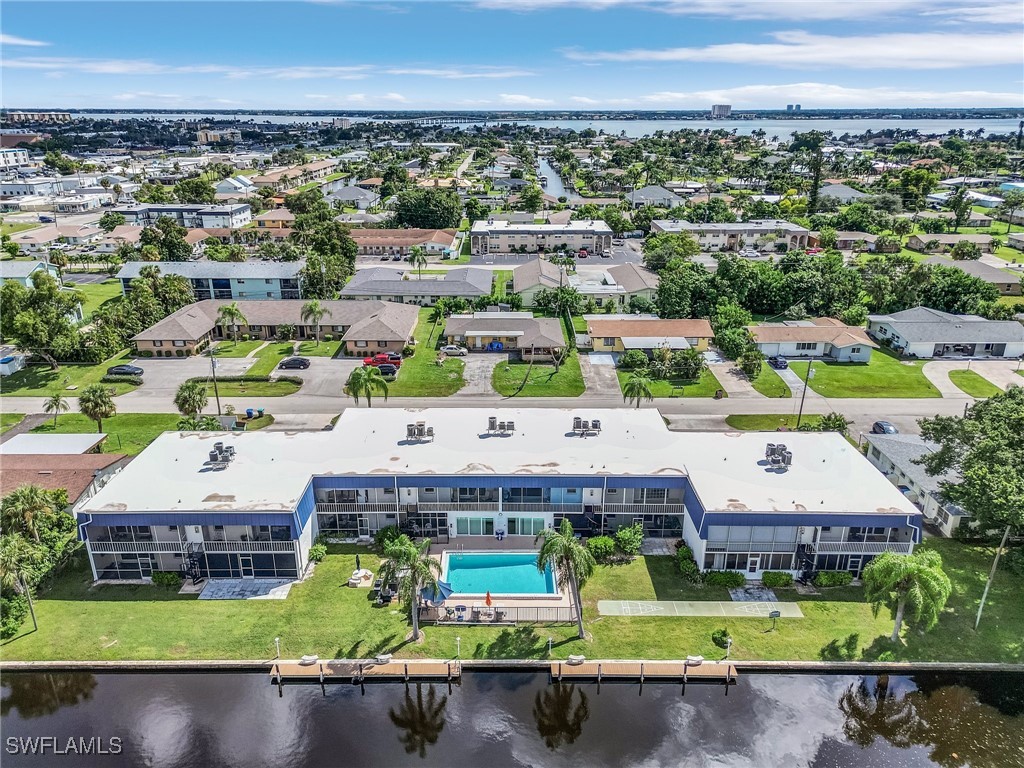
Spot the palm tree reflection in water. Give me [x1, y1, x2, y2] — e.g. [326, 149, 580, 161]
[533, 683, 591, 751]
[389, 683, 448, 758]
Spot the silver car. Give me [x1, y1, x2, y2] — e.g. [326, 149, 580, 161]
[440, 345, 468, 356]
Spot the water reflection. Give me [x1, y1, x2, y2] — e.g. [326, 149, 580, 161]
[533, 683, 590, 750]
[0, 673, 96, 719]
[389, 683, 448, 759]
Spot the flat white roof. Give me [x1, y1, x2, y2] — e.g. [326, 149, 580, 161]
[80, 409, 918, 518]
[1, 433, 107, 455]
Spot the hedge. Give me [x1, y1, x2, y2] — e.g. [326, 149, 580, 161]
[703, 570, 747, 587]
[100, 374, 143, 385]
[151, 571, 183, 589]
[187, 375, 304, 386]
[813, 571, 854, 588]
[760, 571, 794, 589]
[586, 535, 616, 563]
[676, 544, 702, 584]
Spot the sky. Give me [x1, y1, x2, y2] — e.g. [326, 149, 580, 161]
[2, 0, 1023, 111]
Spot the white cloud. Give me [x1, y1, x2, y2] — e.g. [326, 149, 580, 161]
[0, 33, 49, 46]
[475, 0, 1012, 22]
[381, 92, 408, 102]
[384, 67, 533, 79]
[921, 2, 1024, 24]
[499, 93, 555, 105]
[568, 82, 1023, 108]
[566, 30, 1023, 69]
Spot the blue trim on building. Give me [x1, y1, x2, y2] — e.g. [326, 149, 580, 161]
[682, 482, 705, 532]
[79, 512, 297, 533]
[699, 511, 921, 536]
[394, 475, 605, 489]
[312, 476, 396, 490]
[606, 476, 688, 489]
[294, 481, 316, 534]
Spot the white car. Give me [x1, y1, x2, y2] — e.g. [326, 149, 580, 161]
[440, 345, 468, 356]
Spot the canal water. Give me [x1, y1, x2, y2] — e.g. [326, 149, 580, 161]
[2, 671, 1022, 767]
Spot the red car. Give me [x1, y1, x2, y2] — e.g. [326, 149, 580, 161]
[363, 353, 402, 368]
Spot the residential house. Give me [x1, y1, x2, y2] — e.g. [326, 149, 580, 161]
[10, 224, 102, 254]
[470, 219, 613, 255]
[586, 317, 713, 354]
[250, 159, 338, 192]
[131, 299, 418, 357]
[817, 183, 869, 204]
[1008, 232, 1024, 251]
[927, 190, 1003, 209]
[895, 210, 993, 228]
[747, 318, 877, 362]
[96, 225, 144, 254]
[626, 185, 686, 209]
[924, 256, 1022, 296]
[340, 267, 492, 305]
[570, 263, 660, 308]
[334, 212, 389, 226]
[111, 203, 252, 229]
[867, 306, 1024, 358]
[832, 231, 899, 253]
[116, 261, 303, 301]
[864, 433, 967, 537]
[348, 229, 459, 257]
[651, 219, 811, 252]
[326, 186, 379, 210]
[213, 176, 257, 198]
[253, 208, 296, 230]
[74, 408, 921, 582]
[443, 312, 565, 359]
[511, 258, 564, 307]
[0, 453, 131, 508]
[906, 233, 994, 253]
[0, 260, 84, 322]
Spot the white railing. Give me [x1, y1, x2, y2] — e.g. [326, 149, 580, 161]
[503, 503, 584, 513]
[201, 540, 295, 553]
[88, 540, 184, 554]
[810, 541, 914, 555]
[316, 502, 398, 514]
[417, 502, 499, 512]
[705, 542, 798, 554]
[603, 503, 686, 515]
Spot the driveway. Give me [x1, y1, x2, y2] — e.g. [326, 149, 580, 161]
[289, 357, 361, 398]
[580, 352, 622, 397]
[119, 356, 255, 402]
[454, 353, 499, 396]
[922, 359, 1022, 397]
[774, 366, 823, 398]
[708, 363, 760, 398]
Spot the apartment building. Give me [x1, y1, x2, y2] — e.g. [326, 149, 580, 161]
[117, 261, 302, 301]
[469, 219, 613, 255]
[0, 148, 31, 169]
[111, 203, 252, 229]
[74, 409, 922, 582]
[651, 219, 811, 252]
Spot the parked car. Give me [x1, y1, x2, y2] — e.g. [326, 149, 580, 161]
[440, 345, 468, 356]
[363, 353, 402, 367]
[377, 363, 399, 377]
[278, 357, 311, 370]
[107, 364, 144, 376]
[612, 239, 624, 246]
[379, 255, 391, 261]
[740, 249, 760, 259]
[38, 215, 55, 223]
[391, 255, 402, 261]
[767, 356, 788, 370]
[807, 247, 823, 254]
[871, 421, 899, 434]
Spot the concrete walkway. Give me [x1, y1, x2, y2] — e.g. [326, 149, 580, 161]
[580, 352, 622, 397]
[775, 366, 824, 398]
[598, 599, 804, 618]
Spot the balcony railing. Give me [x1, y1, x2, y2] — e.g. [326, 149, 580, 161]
[417, 502, 499, 512]
[89, 540, 184, 554]
[316, 502, 397, 514]
[503, 503, 584, 513]
[603, 503, 686, 515]
[202, 540, 295, 553]
[809, 541, 913, 555]
[705, 541, 798, 554]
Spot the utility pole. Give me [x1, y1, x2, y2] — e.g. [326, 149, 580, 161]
[795, 362, 815, 429]
[210, 351, 222, 416]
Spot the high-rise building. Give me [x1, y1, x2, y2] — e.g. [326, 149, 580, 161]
[710, 104, 732, 119]
[786, 105, 794, 112]
[794, 104, 802, 112]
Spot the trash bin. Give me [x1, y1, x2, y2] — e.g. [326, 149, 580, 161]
[714, 389, 724, 400]
[257, 408, 265, 417]
[246, 408, 254, 419]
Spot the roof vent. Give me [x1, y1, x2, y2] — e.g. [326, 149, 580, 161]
[572, 417, 602, 437]
[765, 443, 791, 470]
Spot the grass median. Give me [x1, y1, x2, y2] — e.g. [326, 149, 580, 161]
[789, 350, 940, 399]
[492, 354, 585, 397]
[616, 368, 725, 398]
[948, 369, 1003, 398]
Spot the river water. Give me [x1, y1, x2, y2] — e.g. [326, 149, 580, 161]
[2, 671, 1022, 767]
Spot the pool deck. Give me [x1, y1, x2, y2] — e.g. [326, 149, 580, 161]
[429, 535, 541, 555]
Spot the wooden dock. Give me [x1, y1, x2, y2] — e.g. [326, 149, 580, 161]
[550, 660, 737, 683]
[271, 659, 461, 684]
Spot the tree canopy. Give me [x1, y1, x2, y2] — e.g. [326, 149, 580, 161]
[393, 188, 462, 230]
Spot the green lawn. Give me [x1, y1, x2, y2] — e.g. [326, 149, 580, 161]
[571, 315, 587, 334]
[788, 350, 940, 399]
[0, 221, 40, 236]
[29, 413, 181, 455]
[295, 339, 343, 358]
[198, 378, 302, 398]
[725, 414, 823, 431]
[67, 280, 122, 322]
[5, 539, 1020, 663]
[210, 339, 265, 358]
[750, 366, 791, 398]
[616, 368, 725, 398]
[0, 350, 138, 397]
[493, 270, 513, 298]
[246, 342, 297, 376]
[385, 309, 465, 397]
[492, 354, 585, 397]
[948, 369, 1003, 398]
[1, 413, 25, 434]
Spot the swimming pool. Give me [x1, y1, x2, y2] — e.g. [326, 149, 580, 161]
[443, 552, 557, 596]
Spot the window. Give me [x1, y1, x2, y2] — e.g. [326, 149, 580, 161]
[356, 340, 368, 348]
[851, 347, 861, 354]
[796, 342, 818, 351]
[378, 341, 388, 348]
[603, 337, 615, 346]
[153, 340, 164, 347]
[265, 279, 272, 285]
[173, 340, 186, 347]
[871, 447, 881, 459]
[249, 326, 262, 332]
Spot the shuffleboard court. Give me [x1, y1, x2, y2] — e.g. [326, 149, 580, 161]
[597, 600, 804, 618]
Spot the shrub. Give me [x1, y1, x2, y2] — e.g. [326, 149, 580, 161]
[323, 334, 334, 342]
[0, 594, 29, 639]
[586, 535, 616, 562]
[1001, 547, 1024, 577]
[711, 628, 731, 649]
[241, 334, 251, 341]
[761, 571, 794, 589]
[619, 349, 649, 370]
[613, 523, 644, 558]
[813, 571, 854, 588]
[309, 543, 327, 563]
[373, 525, 403, 550]
[676, 544, 702, 584]
[703, 570, 747, 587]
[138, 350, 154, 358]
[402, 345, 416, 358]
[100, 374, 142, 385]
[876, 650, 897, 662]
[151, 571, 183, 589]
[175, 349, 185, 357]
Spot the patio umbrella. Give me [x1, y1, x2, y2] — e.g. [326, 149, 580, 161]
[420, 580, 454, 604]
[485, 591, 493, 607]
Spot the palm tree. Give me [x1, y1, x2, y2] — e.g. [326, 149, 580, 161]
[622, 373, 654, 409]
[0, 534, 42, 631]
[379, 535, 440, 642]
[78, 384, 116, 434]
[388, 683, 447, 758]
[0, 485, 56, 543]
[215, 302, 248, 342]
[346, 365, 389, 407]
[300, 299, 330, 346]
[862, 550, 952, 643]
[173, 380, 209, 418]
[42, 393, 70, 427]
[535, 518, 595, 639]
[410, 245, 428, 280]
[533, 683, 591, 750]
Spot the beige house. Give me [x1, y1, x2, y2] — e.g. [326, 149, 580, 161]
[470, 219, 612, 255]
[747, 318, 877, 362]
[443, 312, 565, 360]
[587, 317, 713, 353]
[131, 299, 418, 356]
[348, 229, 459, 257]
[906, 233, 994, 253]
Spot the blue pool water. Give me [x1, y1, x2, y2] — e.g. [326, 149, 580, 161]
[445, 552, 556, 595]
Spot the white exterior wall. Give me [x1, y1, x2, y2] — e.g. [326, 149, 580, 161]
[681, 511, 704, 566]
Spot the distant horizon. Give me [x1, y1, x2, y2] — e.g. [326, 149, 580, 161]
[4, 107, 1022, 115]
